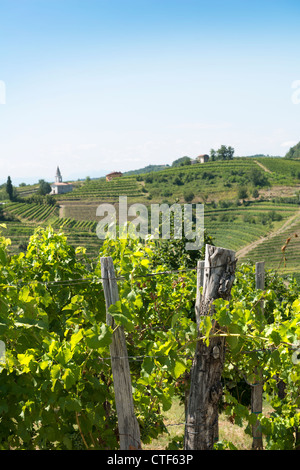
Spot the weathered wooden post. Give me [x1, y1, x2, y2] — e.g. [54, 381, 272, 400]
[101, 256, 141, 450]
[195, 260, 205, 329]
[251, 261, 264, 450]
[184, 260, 205, 417]
[184, 245, 236, 450]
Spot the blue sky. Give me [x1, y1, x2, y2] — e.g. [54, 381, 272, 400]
[1, 0, 300, 184]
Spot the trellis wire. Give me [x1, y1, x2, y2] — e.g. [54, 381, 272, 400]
[3, 260, 245, 289]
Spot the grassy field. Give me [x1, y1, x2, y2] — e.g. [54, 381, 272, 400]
[143, 396, 255, 450]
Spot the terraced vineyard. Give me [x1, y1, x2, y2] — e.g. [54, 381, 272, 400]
[142, 158, 260, 201]
[204, 201, 299, 252]
[3, 156, 300, 269]
[52, 217, 97, 231]
[58, 175, 145, 200]
[4, 201, 59, 221]
[15, 184, 39, 197]
[1, 220, 101, 259]
[255, 157, 300, 185]
[138, 157, 300, 203]
[238, 209, 300, 279]
[61, 203, 102, 221]
[1, 222, 37, 253]
[2, 202, 101, 259]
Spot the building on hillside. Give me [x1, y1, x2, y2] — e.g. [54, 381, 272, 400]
[106, 171, 123, 182]
[197, 154, 209, 163]
[50, 167, 73, 195]
[191, 154, 209, 164]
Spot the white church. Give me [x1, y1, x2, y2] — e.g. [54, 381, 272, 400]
[50, 167, 73, 195]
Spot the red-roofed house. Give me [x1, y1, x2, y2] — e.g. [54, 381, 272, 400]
[106, 171, 123, 182]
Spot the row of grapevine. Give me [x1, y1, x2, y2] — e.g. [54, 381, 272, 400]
[4, 202, 58, 221]
[52, 217, 97, 231]
[204, 221, 270, 251]
[258, 157, 300, 181]
[2, 220, 101, 259]
[0, 226, 300, 450]
[59, 176, 144, 200]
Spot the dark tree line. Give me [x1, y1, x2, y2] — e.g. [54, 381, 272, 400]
[210, 145, 234, 161]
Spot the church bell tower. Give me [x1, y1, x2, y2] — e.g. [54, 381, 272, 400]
[55, 166, 62, 183]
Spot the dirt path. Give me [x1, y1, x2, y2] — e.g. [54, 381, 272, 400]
[59, 205, 65, 218]
[254, 160, 272, 174]
[236, 209, 300, 259]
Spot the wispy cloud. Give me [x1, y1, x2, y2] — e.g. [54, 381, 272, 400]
[78, 144, 98, 150]
[173, 122, 233, 131]
[281, 141, 297, 148]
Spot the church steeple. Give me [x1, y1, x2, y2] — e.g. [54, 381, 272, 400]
[55, 166, 62, 183]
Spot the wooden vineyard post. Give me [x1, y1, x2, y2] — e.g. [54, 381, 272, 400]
[184, 245, 236, 450]
[195, 260, 205, 329]
[184, 260, 205, 417]
[251, 261, 265, 450]
[100, 256, 141, 450]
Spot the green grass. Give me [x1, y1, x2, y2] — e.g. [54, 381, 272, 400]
[142, 396, 254, 450]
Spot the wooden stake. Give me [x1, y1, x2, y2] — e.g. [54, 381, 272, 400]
[251, 261, 264, 450]
[184, 260, 205, 418]
[100, 256, 141, 450]
[184, 245, 236, 450]
[195, 260, 205, 329]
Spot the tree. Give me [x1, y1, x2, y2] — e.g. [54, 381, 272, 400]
[238, 185, 248, 199]
[249, 168, 269, 187]
[172, 156, 191, 167]
[285, 141, 300, 159]
[38, 179, 51, 196]
[6, 176, 13, 201]
[210, 149, 216, 161]
[183, 190, 194, 203]
[216, 145, 234, 160]
[210, 145, 234, 161]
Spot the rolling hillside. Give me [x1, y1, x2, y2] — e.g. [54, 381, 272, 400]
[2, 156, 300, 275]
[236, 208, 300, 278]
[58, 175, 145, 201]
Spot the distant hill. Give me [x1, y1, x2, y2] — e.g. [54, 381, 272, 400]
[123, 156, 283, 177]
[123, 164, 170, 176]
[237, 154, 283, 158]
